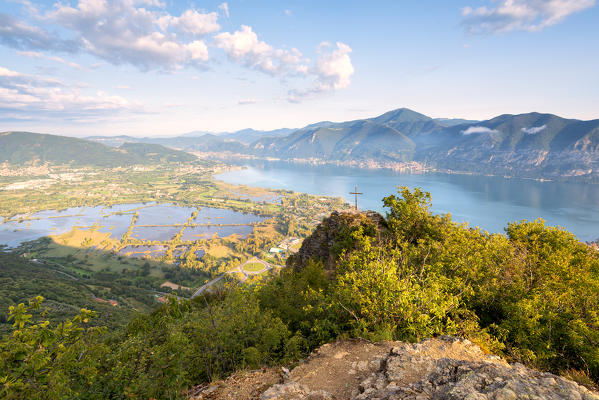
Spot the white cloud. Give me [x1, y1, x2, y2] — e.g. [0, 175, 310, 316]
[116, 85, 131, 89]
[284, 9, 292, 16]
[214, 25, 308, 75]
[1, 0, 221, 70]
[462, 0, 595, 34]
[462, 126, 498, 135]
[219, 2, 230, 18]
[314, 42, 354, 91]
[522, 125, 547, 134]
[47, 0, 219, 69]
[287, 42, 355, 102]
[169, 10, 220, 35]
[0, 1, 355, 105]
[237, 98, 257, 105]
[0, 12, 78, 52]
[17, 50, 84, 69]
[0, 66, 143, 121]
[0, 67, 21, 77]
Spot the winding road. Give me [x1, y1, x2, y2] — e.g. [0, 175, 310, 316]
[191, 257, 283, 298]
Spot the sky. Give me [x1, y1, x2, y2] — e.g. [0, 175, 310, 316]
[0, 0, 598, 137]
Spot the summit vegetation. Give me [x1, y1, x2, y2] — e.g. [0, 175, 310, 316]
[1, 187, 598, 399]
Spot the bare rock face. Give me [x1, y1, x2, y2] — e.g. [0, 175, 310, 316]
[288, 210, 387, 273]
[261, 337, 599, 400]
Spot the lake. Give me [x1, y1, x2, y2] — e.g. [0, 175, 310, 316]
[215, 160, 599, 241]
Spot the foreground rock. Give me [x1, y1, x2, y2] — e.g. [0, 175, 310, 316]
[261, 337, 599, 400]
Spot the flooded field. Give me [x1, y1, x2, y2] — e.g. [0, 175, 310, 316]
[0, 203, 267, 251]
[193, 207, 265, 225]
[131, 226, 181, 241]
[180, 224, 255, 240]
[135, 203, 195, 226]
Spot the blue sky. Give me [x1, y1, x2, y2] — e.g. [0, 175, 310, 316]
[0, 0, 598, 136]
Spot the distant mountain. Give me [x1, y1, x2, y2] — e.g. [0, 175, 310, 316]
[368, 108, 444, 136]
[251, 119, 415, 162]
[86, 135, 140, 147]
[86, 128, 294, 151]
[418, 112, 599, 178]
[118, 142, 197, 163]
[220, 128, 295, 144]
[434, 118, 480, 127]
[0, 132, 196, 167]
[180, 130, 214, 137]
[82, 108, 599, 180]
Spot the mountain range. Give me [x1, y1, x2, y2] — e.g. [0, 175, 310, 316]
[5, 107, 599, 180]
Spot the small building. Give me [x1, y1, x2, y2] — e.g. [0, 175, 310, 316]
[269, 247, 283, 254]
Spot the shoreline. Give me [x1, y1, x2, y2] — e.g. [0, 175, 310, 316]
[194, 152, 557, 183]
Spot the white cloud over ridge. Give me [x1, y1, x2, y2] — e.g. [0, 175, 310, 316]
[522, 125, 547, 134]
[462, 0, 595, 34]
[462, 126, 498, 135]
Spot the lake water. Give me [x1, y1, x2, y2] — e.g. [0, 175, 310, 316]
[215, 161, 599, 241]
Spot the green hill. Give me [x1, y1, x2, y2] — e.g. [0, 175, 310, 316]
[118, 142, 197, 163]
[0, 132, 197, 167]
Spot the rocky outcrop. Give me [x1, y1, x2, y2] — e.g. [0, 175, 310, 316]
[287, 210, 387, 273]
[261, 337, 599, 400]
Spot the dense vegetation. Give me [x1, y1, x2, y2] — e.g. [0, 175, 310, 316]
[0, 251, 155, 335]
[0, 132, 196, 167]
[1, 187, 598, 398]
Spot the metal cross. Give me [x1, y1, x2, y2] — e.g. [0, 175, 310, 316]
[349, 184, 363, 210]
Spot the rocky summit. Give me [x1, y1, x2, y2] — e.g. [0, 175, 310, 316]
[192, 337, 599, 400]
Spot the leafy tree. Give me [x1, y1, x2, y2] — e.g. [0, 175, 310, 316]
[0, 297, 107, 399]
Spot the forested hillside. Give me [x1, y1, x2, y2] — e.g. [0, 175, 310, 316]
[0, 132, 197, 167]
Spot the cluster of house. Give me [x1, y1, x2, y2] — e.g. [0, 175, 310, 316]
[94, 297, 118, 307]
[269, 237, 302, 254]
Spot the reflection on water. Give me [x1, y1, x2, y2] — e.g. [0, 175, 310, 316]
[193, 207, 265, 225]
[0, 203, 266, 248]
[131, 226, 181, 241]
[181, 224, 255, 240]
[215, 160, 599, 241]
[135, 203, 195, 226]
